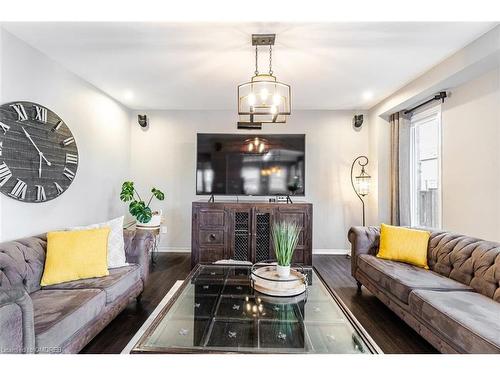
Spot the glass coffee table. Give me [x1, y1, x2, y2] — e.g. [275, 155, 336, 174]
[131, 264, 381, 354]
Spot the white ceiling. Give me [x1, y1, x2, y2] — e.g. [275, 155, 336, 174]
[3, 22, 496, 110]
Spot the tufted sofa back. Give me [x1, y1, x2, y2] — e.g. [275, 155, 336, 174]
[427, 230, 500, 302]
[0, 235, 47, 294]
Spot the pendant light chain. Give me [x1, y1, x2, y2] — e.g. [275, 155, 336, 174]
[254, 45, 259, 76]
[269, 45, 273, 76]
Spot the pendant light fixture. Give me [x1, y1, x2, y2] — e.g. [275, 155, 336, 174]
[237, 34, 291, 129]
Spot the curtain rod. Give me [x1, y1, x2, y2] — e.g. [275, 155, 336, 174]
[404, 91, 447, 114]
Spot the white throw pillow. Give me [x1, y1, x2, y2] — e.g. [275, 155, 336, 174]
[70, 216, 127, 269]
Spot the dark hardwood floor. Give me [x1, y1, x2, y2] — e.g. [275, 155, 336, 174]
[82, 253, 437, 354]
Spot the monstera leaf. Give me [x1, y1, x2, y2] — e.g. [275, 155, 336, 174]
[120, 181, 135, 202]
[151, 187, 165, 201]
[129, 201, 153, 223]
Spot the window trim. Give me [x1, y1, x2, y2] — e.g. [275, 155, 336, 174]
[409, 105, 442, 229]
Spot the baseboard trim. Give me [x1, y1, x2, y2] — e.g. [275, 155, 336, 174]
[313, 249, 350, 255]
[157, 247, 191, 253]
[156, 247, 350, 255]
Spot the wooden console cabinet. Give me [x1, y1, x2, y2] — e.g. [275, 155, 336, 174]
[191, 201, 312, 268]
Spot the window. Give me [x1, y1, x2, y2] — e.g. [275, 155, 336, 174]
[410, 106, 442, 228]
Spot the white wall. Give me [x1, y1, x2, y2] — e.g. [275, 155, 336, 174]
[129, 110, 369, 252]
[0, 29, 131, 240]
[441, 68, 500, 240]
[367, 25, 500, 241]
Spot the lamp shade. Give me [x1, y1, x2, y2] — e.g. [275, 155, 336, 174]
[238, 74, 291, 124]
[355, 168, 371, 196]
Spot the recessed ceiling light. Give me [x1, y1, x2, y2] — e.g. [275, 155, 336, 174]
[362, 91, 374, 101]
[123, 90, 134, 100]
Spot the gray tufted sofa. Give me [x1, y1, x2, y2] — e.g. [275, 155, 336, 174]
[349, 226, 500, 353]
[0, 229, 153, 354]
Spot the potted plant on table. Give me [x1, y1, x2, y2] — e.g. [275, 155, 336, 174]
[272, 220, 301, 278]
[120, 181, 165, 226]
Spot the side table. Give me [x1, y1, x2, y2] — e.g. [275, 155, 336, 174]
[126, 223, 161, 265]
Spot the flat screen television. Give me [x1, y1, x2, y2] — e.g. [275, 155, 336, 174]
[196, 133, 305, 196]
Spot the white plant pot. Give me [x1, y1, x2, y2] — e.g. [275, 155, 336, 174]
[276, 264, 291, 278]
[136, 212, 162, 228]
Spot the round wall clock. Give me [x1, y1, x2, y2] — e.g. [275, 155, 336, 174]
[0, 101, 79, 203]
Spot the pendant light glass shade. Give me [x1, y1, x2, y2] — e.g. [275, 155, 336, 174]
[238, 35, 291, 125]
[238, 74, 291, 124]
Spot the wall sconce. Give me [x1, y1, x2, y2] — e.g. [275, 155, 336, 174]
[350, 156, 371, 226]
[138, 114, 148, 128]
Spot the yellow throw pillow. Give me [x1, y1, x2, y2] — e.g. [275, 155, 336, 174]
[377, 224, 430, 269]
[41, 228, 110, 286]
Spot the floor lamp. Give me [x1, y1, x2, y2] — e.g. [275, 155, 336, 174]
[350, 156, 371, 226]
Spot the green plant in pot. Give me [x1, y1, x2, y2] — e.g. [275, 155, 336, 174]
[120, 181, 165, 225]
[272, 220, 300, 278]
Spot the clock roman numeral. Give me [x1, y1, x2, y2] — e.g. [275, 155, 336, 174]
[54, 182, 63, 195]
[0, 162, 13, 187]
[10, 103, 28, 121]
[52, 120, 63, 132]
[63, 167, 75, 181]
[62, 137, 75, 146]
[36, 185, 46, 202]
[0, 121, 10, 134]
[9, 179, 27, 200]
[34, 105, 48, 123]
[65, 153, 78, 164]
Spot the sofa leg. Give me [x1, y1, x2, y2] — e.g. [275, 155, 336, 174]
[356, 281, 362, 294]
[136, 293, 143, 304]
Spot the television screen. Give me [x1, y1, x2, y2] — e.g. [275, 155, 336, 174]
[196, 133, 305, 196]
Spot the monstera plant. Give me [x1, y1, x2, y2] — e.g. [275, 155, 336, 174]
[120, 181, 165, 223]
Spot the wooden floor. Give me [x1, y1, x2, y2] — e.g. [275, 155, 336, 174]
[82, 253, 437, 354]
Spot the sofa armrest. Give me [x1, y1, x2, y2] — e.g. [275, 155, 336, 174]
[0, 288, 35, 354]
[348, 226, 380, 278]
[123, 229, 154, 284]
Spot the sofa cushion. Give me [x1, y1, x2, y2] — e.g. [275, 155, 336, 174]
[31, 289, 105, 350]
[358, 254, 473, 304]
[43, 265, 141, 304]
[409, 290, 500, 353]
[40, 228, 110, 287]
[377, 224, 430, 269]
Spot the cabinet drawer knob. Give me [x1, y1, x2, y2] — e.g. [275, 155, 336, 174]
[209, 233, 217, 241]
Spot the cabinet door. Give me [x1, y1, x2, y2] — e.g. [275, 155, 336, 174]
[227, 208, 252, 261]
[192, 205, 228, 267]
[276, 207, 309, 264]
[253, 208, 274, 263]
